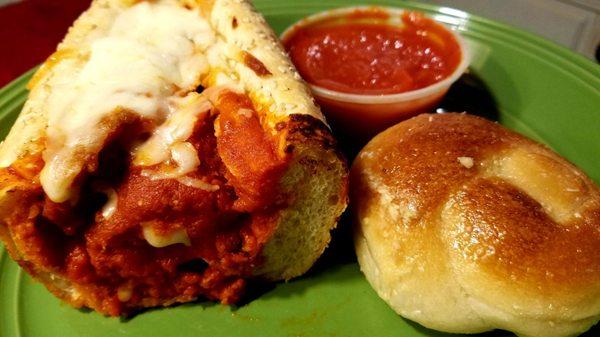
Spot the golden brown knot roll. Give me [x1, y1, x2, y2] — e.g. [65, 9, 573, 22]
[351, 113, 600, 337]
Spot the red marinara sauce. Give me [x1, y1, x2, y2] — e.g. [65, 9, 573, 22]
[283, 10, 462, 95]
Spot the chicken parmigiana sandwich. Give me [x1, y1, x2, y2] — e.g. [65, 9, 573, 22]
[0, 0, 348, 316]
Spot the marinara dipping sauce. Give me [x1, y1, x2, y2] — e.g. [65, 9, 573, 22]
[281, 7, 469, 143]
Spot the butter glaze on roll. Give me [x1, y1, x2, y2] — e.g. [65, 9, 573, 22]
[352, 113, 600, 337]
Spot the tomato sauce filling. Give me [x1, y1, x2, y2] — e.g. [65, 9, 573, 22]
[1, 91, 288, 315]
[283, 10, 462, 95]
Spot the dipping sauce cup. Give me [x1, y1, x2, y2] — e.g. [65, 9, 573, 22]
[281, 7, 470, 142]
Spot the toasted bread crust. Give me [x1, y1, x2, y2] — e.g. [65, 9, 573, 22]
[258, 114, 348, 280]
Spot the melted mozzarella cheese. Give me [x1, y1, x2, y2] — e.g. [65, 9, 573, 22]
[40, 2, 216, 202]
[142, 223, 191, 248]
[171, 142, 201, 176]
[177, 176, 221, 192]
[133, 92, 212, 168]
[237, 108, 254, 118]
[99, 187, 118, 219]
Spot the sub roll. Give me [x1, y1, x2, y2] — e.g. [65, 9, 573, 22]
[0, 0, 348, 316]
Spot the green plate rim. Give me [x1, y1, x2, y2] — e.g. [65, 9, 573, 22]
[0, 1, 598, 337]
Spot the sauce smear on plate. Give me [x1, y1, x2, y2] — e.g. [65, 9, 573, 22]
[284, 10, 462, 95]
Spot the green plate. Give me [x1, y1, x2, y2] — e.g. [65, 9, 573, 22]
[1, 1, 599, 336]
